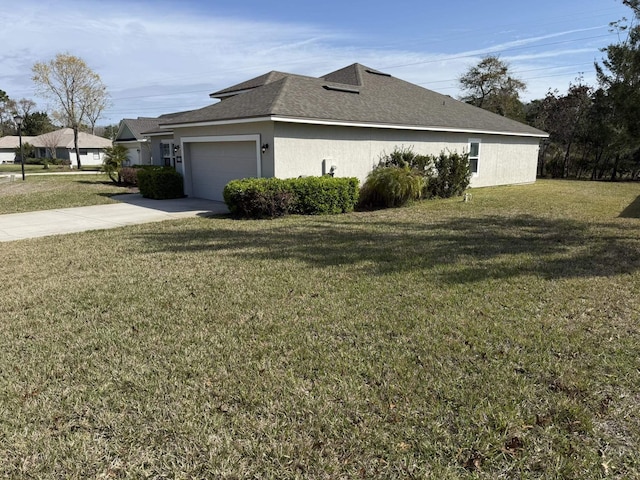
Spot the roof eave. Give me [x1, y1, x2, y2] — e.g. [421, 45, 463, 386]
[270, 116, 550, 138]
[163, 114, 548, 138]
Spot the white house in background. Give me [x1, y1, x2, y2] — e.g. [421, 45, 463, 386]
[0, 135, 35, 163]
[115, 112, 196, 167]
[113, 117, 159, 166]
[152, 63, 548, 201]
[30, 128, 112, 167]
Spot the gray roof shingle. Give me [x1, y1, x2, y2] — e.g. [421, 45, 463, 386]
[164, 63, 547, 137]
[118, 117, 162, 141]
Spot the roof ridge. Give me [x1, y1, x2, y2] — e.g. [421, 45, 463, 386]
[269, 76, 292, 114]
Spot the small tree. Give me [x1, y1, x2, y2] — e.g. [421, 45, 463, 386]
[39, 129, 65, 161]
[14, 142, 36, 163]
[102, 144, 128, 184]
[32, 53, 108, 168]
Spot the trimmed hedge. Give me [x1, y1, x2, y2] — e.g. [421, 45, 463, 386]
[223, 178, 294, 219]
[223, 176, 360, 218]
[137, 167, 184, 199]
[286, 176, 359, 215]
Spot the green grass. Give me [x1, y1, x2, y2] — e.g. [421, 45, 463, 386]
[0, 174, 136, 214]
[1, 180, 639, 478]
[0, 164, 60, 173]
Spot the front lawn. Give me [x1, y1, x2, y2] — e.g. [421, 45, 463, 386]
[0, 164, 81, 174]
[1, 180, 639, 478]
[0, 174, 136, 214]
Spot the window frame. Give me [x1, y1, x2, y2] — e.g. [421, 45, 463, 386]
[468, 138, 481, 176]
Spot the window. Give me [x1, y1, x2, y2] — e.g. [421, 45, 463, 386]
[161, 142, 175, 167]
[468, 140, 480, 175]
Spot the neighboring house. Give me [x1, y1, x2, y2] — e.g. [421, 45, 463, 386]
[140, 111, 195, 168]
[113, 117, 159, 166]
[156, 63, 548, 201]
[115, 113, 195, 167]
[30, 128, 112, 167]
[0, 135, 36, 163]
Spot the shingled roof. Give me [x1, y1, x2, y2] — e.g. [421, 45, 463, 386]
[163, 63, 547, 137]
[31, 128, 112, 149]
[117, 117, 163, 141]
[139, 111, 197, 135]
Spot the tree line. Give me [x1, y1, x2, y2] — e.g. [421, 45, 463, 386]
[460, 1, 640, 181]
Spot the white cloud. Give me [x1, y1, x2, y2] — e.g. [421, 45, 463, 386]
[0, 0, 619, 124]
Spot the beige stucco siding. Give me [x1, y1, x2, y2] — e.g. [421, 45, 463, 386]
[469, 136, 540, 187]
[273, 122, 540, 187]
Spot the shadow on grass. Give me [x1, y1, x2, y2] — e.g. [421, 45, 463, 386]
[620, 195, 640, 218]
[76, 180, 117, 186]
[131, 214, 640, 283]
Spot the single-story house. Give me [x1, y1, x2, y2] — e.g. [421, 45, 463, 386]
[154, 63, 548, 201]
[115, 112, 194, 167]
[28, 128, 112, 167]
[0, 135, 35, 163]
[113, 117, 158, 166]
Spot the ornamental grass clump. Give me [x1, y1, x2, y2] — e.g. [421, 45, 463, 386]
[358, 165, 425, 209]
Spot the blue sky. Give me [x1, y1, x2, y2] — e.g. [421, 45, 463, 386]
[0, 0, 631, 125]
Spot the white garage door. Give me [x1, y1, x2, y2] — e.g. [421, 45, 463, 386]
[189, 141, 258, 201]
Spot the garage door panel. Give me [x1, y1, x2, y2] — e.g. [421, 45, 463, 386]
[189, 141, 257, 201]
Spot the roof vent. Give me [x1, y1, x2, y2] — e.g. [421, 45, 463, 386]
[323, 85, 360, 94]
[365, 69, 391, 77]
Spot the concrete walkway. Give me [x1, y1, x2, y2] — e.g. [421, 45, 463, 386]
[0, 194, 229, 242]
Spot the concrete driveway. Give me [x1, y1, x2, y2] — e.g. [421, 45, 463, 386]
[0, 194, 229, 242]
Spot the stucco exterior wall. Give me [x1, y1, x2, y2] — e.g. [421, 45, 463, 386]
[69, 149, 106, 167]
[0, 151, 15, 163]
[171, 121, 275, 179]
[273, 123, 541, 188]
[469, 136, 540, 187]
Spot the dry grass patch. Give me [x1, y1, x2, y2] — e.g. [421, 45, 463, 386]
[0, 180, 639, 478]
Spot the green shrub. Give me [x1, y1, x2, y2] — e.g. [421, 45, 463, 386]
[358, 166, 425, 209]
[427, 150, 471, 198]
[224, 178, 294, 218]
[286, 176, 359, 215]
[379, 145, 432, 173]
[223, 176, 360, 218]
[14, 142, 36, 163]
[137, 167, 184, 199]
[374, 147, 472, 203]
